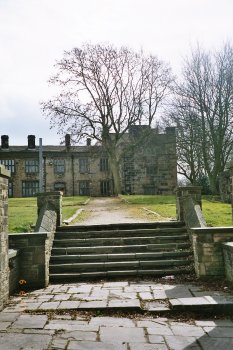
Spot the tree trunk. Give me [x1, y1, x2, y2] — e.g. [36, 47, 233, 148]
[109, 156, 122, 195]
[208, 174, 218, 194]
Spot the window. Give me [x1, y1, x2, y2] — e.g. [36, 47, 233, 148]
[79, 158, 89, 173]
[79, 181, 90, 195]
[0, 159, 15, 173]
[25, 159, 39, 174]
[54, 159, 65, 174]
[100, 180, 110, 195]
[143, 186, 155, 195]
[146, 165, 156, 175]
[22, 181, 39, 197]
[100, 158, 109, 171]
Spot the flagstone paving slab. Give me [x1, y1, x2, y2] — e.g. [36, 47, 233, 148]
[0, 333, 52, 350]
[58, 301, 81, 309]
[147, 325, 174, 336]
[170, 325, 205, 337]
[129, 343, 168, 350]
[203, 326, 233, 337]
[67, 341, 127, 350]
[0, 321, 11, 330]
[58, 330, 97, 341]
[164, 335, 201, 350]
[100, 326, 146, 343]
[89, 316, 135, 327]
[0, 312, 20, 322]
[198, 337, 233, 350]
[12, 314, 48, 329]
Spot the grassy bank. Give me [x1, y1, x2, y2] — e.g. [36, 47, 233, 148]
[8, 196, 89, 233]
[121, 195, 232, 227]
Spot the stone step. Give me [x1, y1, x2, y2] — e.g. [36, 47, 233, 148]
[50, 259, 191, 273]
[57, 221, 185, 232]
[51, 242, 191, 255]
[50, 250, 192, 263]
[54, 227, 187, 239]
[50, 221, 193, 281]
[49, 266, 192, 281]
[53, 235, 189, 247]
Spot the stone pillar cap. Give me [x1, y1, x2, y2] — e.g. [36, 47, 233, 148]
[0, 164, 10, 178]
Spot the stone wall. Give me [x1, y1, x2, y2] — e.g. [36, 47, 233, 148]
[9, 249, 19, 294]
[223, 243, 233, 283]
[0, 165, 10, 311]
[8, 191, 61, 289]
[9, 232, 54, 289]
[175, 186, 233, 279]
[191, 227, 233, 278]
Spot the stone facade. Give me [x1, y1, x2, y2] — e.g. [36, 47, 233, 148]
[0, 165, 10, 311]
[0, 127, 177, 197]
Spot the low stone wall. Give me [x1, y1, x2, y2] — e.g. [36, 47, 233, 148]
[0, 165, 10, 311]
[223, 243, 233, 283]
[9, 249, 19, 294]
[9, 232, 54, 289]
[183, 196, 207, 229]
[191, 227, 233, 277]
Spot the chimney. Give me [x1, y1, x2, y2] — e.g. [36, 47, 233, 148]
[65, 134, 71, 148]
[86, 138, 91, 146]
[1, 135, 9, 149]
[28, 135, 36, 149]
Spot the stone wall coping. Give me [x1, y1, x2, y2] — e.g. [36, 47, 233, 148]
[8, 249, 18, 259]
[9, 232, 53, 239]
[223, 242, 233, 248]
[0, 164, 10, 178]
[191, 227, 233, 234]
[36, 191, 62, 197]
[175, 186, 202, 192]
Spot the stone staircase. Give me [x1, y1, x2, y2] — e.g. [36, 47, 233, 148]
[49, 221, 194, 282]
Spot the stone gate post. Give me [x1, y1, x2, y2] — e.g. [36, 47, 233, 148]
[175, 186, 202, 221]
[0, 165, 10, 311]
[36, 191, 62, 227]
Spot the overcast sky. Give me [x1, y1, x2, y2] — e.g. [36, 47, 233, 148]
[0, 0, 232, 145]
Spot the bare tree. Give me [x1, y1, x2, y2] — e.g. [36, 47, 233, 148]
[166, 43, 233, 194]
[42, 43, 173, 194]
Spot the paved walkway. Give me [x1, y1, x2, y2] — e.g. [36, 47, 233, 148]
[2, 198, 233, 349]
[76, 197, 157, 225]
[1, 281, 233, 349]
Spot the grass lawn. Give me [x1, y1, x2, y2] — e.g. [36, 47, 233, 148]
[8, 197, 37, 233]
[121, 195, 176, 219]
[8, 194, 233, 232]
[202, 198, 232, 227]
[8, 196, 89, 233]
[121, 194, 233, 227]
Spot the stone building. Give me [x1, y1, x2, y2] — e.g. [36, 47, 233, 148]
[0, 127, 177, 197]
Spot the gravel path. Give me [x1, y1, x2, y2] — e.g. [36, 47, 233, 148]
[75, 197, 155, 225]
